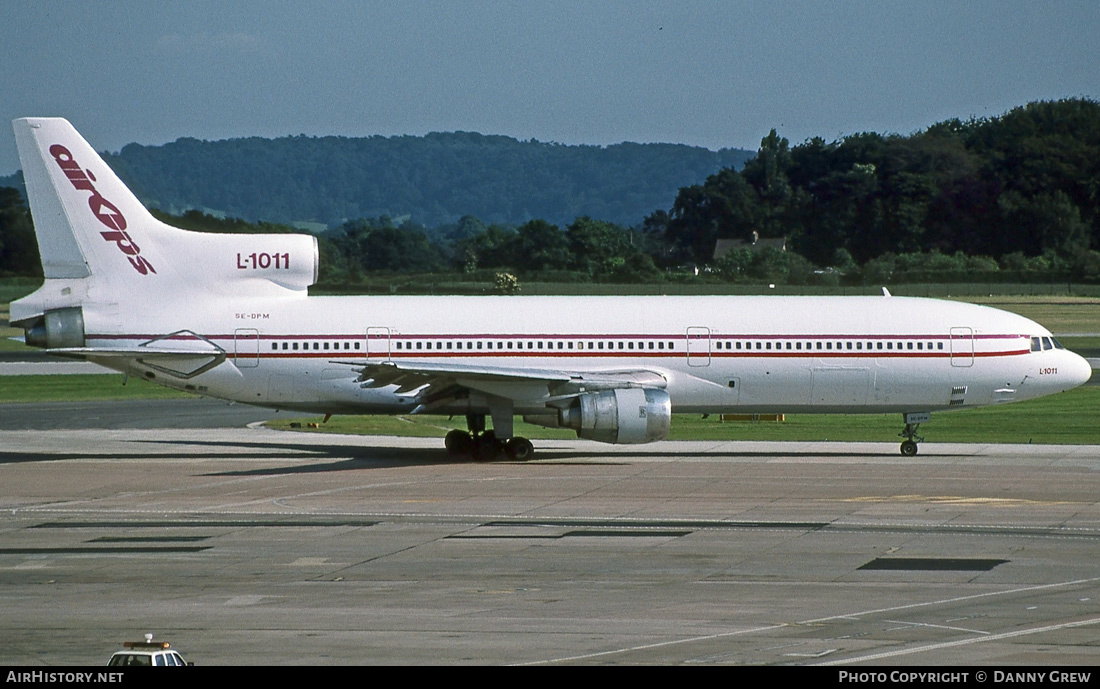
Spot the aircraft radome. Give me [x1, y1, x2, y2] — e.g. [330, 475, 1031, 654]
[9, 118, 1093, 459]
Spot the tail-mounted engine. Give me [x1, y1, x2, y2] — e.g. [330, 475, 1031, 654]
[23, 307, 85, 349]
[538, 388, 672, 444]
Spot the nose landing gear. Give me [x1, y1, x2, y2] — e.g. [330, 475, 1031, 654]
[899, 412, 929, 456]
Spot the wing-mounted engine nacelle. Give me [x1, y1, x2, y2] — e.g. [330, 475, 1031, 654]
[559, 388, 672, 444]
[23, 307, 85, 349]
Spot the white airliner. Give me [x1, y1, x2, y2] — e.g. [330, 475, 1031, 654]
[9, 118, 1093, 459]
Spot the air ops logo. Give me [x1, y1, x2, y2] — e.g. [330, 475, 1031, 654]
[49, 144, 156, 275]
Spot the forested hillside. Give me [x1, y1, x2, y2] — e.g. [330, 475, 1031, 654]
[22, 133, 749, 229]
[2, 99, 1098, 286]
[662, 99, 1100, 280]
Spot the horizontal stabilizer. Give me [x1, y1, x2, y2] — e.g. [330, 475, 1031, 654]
[48, 346, 226, 379]
[46, 346, 224, 359]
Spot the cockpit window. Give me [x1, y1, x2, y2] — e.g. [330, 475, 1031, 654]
[1052, 338, 1065, 350]
[1031, 337, 1042, 352]
[1042, 337, 1053, 350]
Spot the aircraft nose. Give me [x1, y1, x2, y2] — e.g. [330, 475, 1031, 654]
[1068, 350, 1094, 388]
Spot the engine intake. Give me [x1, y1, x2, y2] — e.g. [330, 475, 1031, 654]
[559, 388, 671, 444]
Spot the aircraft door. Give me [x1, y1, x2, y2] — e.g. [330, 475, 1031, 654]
[233, 328, 259, 368]
[950, 327, 974, 367]
[686, 326, 711, 367]
[366, 327, 392, 360]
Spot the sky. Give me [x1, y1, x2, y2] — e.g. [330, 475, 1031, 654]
[1, 0, 1098, 176]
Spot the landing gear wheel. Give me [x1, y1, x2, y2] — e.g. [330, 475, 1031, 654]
[473, 430, 501, 462]
[445, 429, 473, 456]
[898, 415, 926, 458]
[505, 437, 535, 461]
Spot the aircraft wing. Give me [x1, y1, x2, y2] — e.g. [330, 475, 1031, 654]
[345, 359, 667, 412]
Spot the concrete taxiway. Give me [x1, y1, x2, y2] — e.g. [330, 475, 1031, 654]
[2, 420, 1099, 666]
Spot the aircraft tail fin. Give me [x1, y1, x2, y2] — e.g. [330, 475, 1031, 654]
[14, 118, 137, 279]
[10, 118, 318, 330]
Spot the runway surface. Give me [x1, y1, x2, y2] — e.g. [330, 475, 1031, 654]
[0, 398, 295, 430]
[2, 419, 1100, 665]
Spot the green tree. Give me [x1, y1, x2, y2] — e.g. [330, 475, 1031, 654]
[0, 187, 40, 276]
[566, 217, 635, 278]
[504, 220, 572, 272]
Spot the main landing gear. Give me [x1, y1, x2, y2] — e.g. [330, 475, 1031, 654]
[898, 412, 929, 456]
[445, 413, 535, 461]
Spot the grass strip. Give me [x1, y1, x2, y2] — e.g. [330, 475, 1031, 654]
[0, 374, 194, 402]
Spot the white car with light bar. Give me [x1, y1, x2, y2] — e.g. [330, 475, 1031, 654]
[106, 634, 192, 666]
